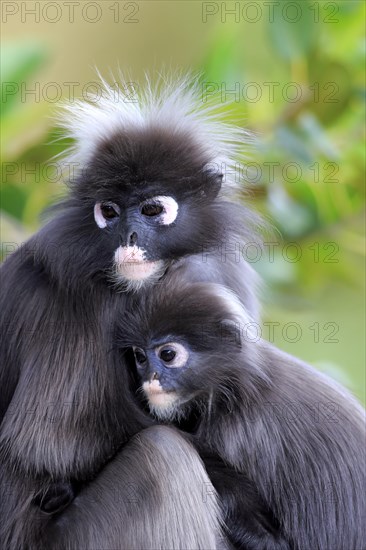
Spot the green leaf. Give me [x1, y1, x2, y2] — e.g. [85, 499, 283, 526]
[274, 126, 314, 164]
[308, 60, 353, 125]
[266, 0, 317, 60]
[0, 183, 28, 220]
[202, 27, 244, 82]
[298, 112, 339, 160]
[267, 185, 316, 238]
[1, 42, 48, 116]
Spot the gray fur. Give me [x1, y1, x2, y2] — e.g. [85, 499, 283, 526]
[1, 426, 224, 549]
[0, 75, 262, 548]
[120, 282, 366, 550]
[49, 426, 223, 550]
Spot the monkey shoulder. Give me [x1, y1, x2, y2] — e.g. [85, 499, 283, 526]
[168, 252, 259, 316]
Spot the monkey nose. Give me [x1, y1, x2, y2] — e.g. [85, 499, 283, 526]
[129, 232, 138, 246]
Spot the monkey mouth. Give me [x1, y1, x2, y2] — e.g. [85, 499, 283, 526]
[115, 260, 164, 281]
[143, 381, 178, 408]
[147, 387, 175, 396]
[112, 245, 168, 287]
[147, 390, 178, 409]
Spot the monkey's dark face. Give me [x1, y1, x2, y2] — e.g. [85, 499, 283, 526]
[119, 283, 246, 421]
[132, 339, 194, 420]
[93, 193, 179, 288]
[72, 128, 223, 290]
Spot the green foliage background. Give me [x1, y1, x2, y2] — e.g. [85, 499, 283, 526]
[1, 0, 365, 402]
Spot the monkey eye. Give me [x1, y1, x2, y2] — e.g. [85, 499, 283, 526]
[100, 202, 120, 220]
[133, 347, 147, 366]
[159, 348, 176, 363]
[156, 342, 188, 368]
[140, 202, 163, 217]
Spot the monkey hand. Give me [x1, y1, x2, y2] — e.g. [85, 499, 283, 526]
[33, 480, 78, 515]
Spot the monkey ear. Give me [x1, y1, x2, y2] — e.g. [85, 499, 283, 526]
[201, 170, 223, 199]
[217, 319, 242, 349]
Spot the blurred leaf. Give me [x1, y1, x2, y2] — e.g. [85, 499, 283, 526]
[298, 112, 339, 160]
[267, 185, 316, 238]
[203, 26, 244, 82]
[0, 183, 28, 220]
[1, 42, 50, 160]
[308, 60, 353, 124]
[266, 0, 317, 60]
[274, 126, 314, 164]
[255, 248, 298, 286]
[1, 101, 50, 160]
[201, 27, 250, 120]
[1, 42, 48, 116]
[337, 0, 362, 15]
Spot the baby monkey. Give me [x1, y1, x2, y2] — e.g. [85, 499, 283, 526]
[120, 283, 289, 549]
[119, 282, 366, 550]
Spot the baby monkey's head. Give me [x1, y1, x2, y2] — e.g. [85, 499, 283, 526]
[118, 283, 252, 421]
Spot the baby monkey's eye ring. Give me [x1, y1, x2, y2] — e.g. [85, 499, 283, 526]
[133, 347, 147, 365]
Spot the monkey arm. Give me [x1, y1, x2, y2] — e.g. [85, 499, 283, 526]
[0, 249, 28, 422]
[33, 480, 80, 515]
[0, 240, 149, 479]
[1, 427, 224, 549]
[44, 427, 224, 550]
[199, 450, 291, 550]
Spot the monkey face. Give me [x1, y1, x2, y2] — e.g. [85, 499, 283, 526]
[132, 341, 193, 420]
[93, 194, 180, 288]
[71, 127, 223, 290]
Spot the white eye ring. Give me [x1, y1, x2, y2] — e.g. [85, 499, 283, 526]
[155, 342, 189, 368]
[141, 196, 178, 225]
[132, 346, 148, 367]
[94, 202, 120, 228]
[94, 202, 107, 228]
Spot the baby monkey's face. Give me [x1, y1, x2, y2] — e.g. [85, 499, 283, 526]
[132, 340, 193, 420]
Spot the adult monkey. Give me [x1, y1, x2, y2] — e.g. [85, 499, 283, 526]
[0, 75, 259, 549]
